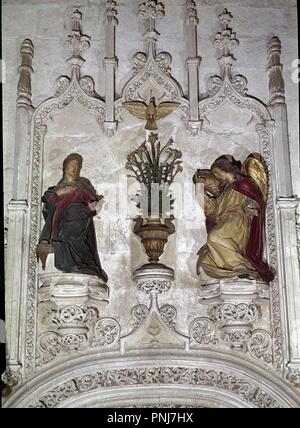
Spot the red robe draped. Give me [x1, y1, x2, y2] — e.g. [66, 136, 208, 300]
[233, 177, 274, 283]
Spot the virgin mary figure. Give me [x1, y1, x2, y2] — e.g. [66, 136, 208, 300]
[36, 153, 108, 282]
[194, 155, 274, 284]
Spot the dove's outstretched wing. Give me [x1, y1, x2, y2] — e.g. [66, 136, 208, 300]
[242, 153, 268, 203]
[122, 101, 148, 120]
[156, 102, 180, 120]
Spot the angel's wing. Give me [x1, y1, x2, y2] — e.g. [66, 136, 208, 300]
[156, 102, 180, 120]
[242, 153, 268, 203]
[122, 101, 147, 120]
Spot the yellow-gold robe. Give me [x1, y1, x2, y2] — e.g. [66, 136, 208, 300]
[197, 186, 258, 280]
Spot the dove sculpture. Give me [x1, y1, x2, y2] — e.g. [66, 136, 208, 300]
[122, 96, 179, 130]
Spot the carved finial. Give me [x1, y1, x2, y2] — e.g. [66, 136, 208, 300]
[138, 0, 165, 21]
[214, 8, 239, 59]
[267, 36, 285, 104]
[138, 1, 165, 56]
[186, 0, 199, 25]
[64, 9, 91, 79]
[106, 0, 118, 25]
[17, 39, 34, 106]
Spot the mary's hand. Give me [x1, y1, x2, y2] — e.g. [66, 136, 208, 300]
[88, 201, 98, 212]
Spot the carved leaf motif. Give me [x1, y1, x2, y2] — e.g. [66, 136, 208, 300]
[190, 317, 218, 346]
[231, 75, 248, 95]
[155, 52, 172, 74]
[92, 318, 120, 347]
[37, 331, 62, 366]
[55, 76, 71, 96]
[31, 367, 282, 408]
[132, 304, 150, 328]
[159, 304, 177, 328]
[247, 330, 273, 364]
[79, 76, 95, 96]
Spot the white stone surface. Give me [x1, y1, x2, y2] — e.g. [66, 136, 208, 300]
[2, 0, 300, 407]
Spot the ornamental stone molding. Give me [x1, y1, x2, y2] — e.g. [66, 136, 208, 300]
[198, 280, 273, 364]
[116, 0, 189, 125]
[3, 351, 300, 408]
[92, 318, 121, 348]
[121, 285, 189, 351]
[133, 264, 174, 294]
[189, 318, 218, 347]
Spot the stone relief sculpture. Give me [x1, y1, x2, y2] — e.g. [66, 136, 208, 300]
[194, 154, 275, 285]
[36, 153, 108, 282]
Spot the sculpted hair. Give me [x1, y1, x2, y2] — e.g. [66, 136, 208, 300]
[211, 158, 242, 178]
[62, 153, 83, 172]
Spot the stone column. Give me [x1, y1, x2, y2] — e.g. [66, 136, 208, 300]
[185, 0, 201, 135]
[104, 0, 118, 136]
[13, 39, 34, 200]
[4, 39, 34, 383]
[266, 37, 300, 384]
[276, 198, 300, 386]
[267, 36, 293, 197]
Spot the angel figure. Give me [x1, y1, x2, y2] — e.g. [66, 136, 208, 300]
[122, 96, 179, 130]
[194, 154, 274, 284]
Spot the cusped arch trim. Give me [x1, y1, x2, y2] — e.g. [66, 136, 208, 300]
[199, 76, 273, 124]
[33, 75, 106, 128]
[4, 350, 300, 408]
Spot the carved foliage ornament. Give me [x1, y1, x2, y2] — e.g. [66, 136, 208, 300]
[106, 0, 118, 25]
[29, 367, 282, 408]
[190, 318, 218, 346]
[186, 0, 199, 25]
[138, 0, 165, 21]
[92, 318, 121, 348]
[209, 303, 261, 324]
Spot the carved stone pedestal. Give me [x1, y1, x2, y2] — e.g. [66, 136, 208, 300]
[199, 280, 272, 359]
[39, 272, 109, 306]
[133, 263, 174, 294]
[124, 263, 189, 351]
[37, 273, 110, 360]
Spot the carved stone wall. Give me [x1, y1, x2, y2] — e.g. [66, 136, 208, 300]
[2, 0, 299, 408]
